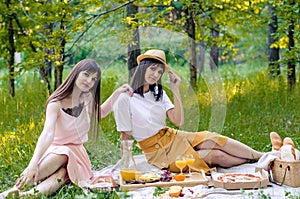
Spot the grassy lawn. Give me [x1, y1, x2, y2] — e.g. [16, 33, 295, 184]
[0, 62, 299, 198]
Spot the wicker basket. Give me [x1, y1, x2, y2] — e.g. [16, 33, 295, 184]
[270, 159, 300, 187]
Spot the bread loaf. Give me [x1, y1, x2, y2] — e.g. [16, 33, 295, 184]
[270, 132, 283, 151]
[280, 145, 295, 161]
[282, 137, 296, 160]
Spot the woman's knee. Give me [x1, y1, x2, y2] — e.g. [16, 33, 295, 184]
[42, 154, 68, 165]
[211, 150, 223, 159]
[196, 140, 218, 150]
[206, 150, 226, 165]
[54, 154, 68, 164]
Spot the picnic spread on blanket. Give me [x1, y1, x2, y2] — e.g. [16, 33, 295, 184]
[86, 133, 300, 198]
[87, 154, 300, 198]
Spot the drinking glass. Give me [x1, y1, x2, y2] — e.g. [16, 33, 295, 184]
[175, 155, 187, 174]
[185, 154, 195, 177]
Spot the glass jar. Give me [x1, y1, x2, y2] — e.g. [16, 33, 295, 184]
[119, 140, 137, 181]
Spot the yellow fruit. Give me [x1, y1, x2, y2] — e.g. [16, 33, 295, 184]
[169, 185, 182, 197]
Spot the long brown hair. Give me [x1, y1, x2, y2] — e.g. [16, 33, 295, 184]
[130, 58, 165, 101]
[46, 58, 101, 138]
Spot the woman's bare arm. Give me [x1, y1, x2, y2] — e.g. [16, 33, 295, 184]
[166, 71, 184, 126]
[100, 84, 133, 118]
[16, 102, 59, 188]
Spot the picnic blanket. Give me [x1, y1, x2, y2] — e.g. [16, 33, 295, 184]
[93, 154, 300, 199]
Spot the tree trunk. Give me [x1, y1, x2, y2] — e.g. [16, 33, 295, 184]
[126, 3, 140, 81]
[267, 6, 280, 78]
[185, 8, 197, 86]
[210, 25, 219, 71]
[41, 24, 54, 94]
[198, 37, 205, 73]
[287, 3, 296, 90]
[189, 38, 197, 85]
[6, 0, 15, 97]
[55, 21, 66, 90]
[41, 48, 53, 93]
[40, 0, 54, 94]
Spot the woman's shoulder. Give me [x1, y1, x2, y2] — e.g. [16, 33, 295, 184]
[119, 92, 132, 99]
[46, 101, 61, 112]
[115, 92, 131, 105]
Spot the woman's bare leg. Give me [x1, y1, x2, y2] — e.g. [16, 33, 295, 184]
[20, 167, 68, 197]
[36, 153, 68, 181]
[198, 149, 249, 168]
[1, 154, 68, 198]
[196, 138, 264, 160]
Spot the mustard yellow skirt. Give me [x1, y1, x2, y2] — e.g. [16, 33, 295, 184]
[137, 127, 228, 173]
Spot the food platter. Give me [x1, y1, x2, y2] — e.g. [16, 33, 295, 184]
[88, 175, 118, 192]
[217, 173, 262, 183]
[119, 170, 208, 191]
[211, 167, 269, 190]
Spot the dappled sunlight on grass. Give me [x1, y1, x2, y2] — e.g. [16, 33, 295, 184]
[0, 75, 46, 189]
[0, 120, 42, 189]
[218, 71, 299, 151]
[0, 122, 39, 161]
[191, 69, 300, 153]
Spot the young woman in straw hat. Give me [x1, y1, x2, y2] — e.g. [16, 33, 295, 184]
[113, 49, 264, 173]
[1, 58, 132, 198]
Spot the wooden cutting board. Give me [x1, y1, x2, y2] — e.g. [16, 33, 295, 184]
[119, 170, 208, 191]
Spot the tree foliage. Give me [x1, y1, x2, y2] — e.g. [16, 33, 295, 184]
[0, 0, 299, 96]
[268, 0, 300, 88]
[0, 0, 119, 94]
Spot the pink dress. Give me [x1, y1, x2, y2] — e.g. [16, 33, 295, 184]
[39, 104, 93, 185]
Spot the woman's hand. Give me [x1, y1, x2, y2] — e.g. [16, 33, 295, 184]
[16, 165, 39, 189]
[100, 84, 134, 118]
[116, 84, 133, 97]
[168, 71, 181, 90]
[166, 70, 184, 126]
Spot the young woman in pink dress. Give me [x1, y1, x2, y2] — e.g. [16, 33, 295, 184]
[0, 58, 132, 198]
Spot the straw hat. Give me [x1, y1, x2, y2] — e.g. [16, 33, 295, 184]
[137, 49, 171, 72]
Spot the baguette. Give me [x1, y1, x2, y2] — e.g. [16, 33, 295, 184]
[283, 137, 296, 160]
[270, 132, 283, 151]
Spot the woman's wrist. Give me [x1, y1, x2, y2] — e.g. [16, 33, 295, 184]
[172, 88, 181, 97]
[114, 87, 124, 97]
[28, 158, 38, 168]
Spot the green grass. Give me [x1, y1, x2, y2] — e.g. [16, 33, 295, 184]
[0, 62, 300, 198]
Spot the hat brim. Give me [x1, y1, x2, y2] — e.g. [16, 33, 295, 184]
[137, 55, 171, 72]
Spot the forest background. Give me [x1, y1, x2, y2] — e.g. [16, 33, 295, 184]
[0, 0, 299, 198]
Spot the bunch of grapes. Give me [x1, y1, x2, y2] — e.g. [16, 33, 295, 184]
[160, 170, 172, 182]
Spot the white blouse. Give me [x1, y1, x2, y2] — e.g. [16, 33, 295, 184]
[113, 90, 174, 141]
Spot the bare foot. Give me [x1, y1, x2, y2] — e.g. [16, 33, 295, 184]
[0, 186, 19, 199]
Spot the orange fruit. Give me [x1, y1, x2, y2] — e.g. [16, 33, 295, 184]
[169, 185, 182, 197]
[174, 174, 186, 181]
